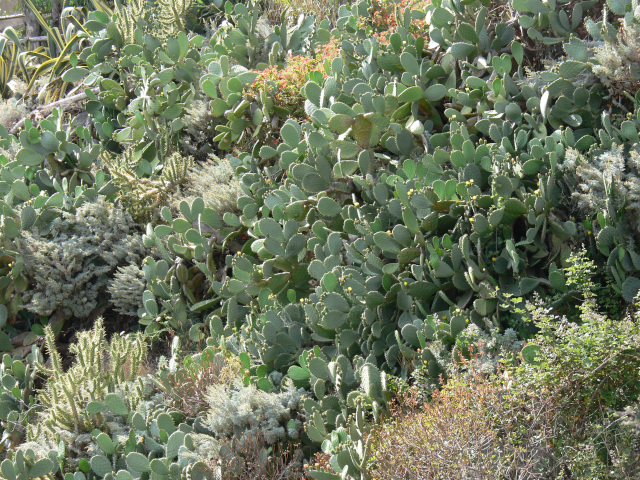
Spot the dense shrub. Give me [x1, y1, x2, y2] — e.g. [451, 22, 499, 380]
[18, 198, 146, 320]
[5, 0, 640, 477]
[367, 373, 506, 479]
[369, 299, 640, 479]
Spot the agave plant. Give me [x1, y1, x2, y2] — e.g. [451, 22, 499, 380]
[21, 0, 93, 103]
[0, 27, 30, 99]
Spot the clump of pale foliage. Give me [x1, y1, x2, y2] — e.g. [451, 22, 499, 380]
[27, 319, 148, 461]
[561, 145, 640, 227]
[0, 98, 26, 131]
[205, 379, 305, 445]
[18, 198, 146, 319]
[107, 263, 147, 317]
[170, 155, 242, 214]
[181, 99, 221, 160]
[592, 21, 640, 97]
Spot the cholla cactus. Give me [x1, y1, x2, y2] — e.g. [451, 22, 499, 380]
[155, 0, 193, 37]
[18, 198, 146, 319]
[30, 318, 147, 443]
[114, 0, 146, 45]
[205, 379, 305, 445]
[105, 149, 194, 222]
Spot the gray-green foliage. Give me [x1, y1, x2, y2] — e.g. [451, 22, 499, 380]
[0, 108, 117, 323]
[198, 2, 330, 150]
[138, 0, 630, 476]
[205, 378, 305, 444]
[18, 198, 146, 319]
[107, 263, 147, 317]
[181, 99, 223, 160]
[105, 148, 194, 223]
[81, 9, 203, 169]
[0, 99, 26, 132]
[561, 145, 640, 221]
[591, 10, 640, 98]
[0, 350, 42, 457]
[169, 155, 243, 216]
[7, 0, 640, 476]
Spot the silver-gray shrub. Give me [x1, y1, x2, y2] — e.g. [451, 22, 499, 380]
[204, 379, 305, 445]
[107, 263, 147, 317]
[169, 155, 242, 215]
[18, 198, 146, 319]
[560, 145, 640, 232]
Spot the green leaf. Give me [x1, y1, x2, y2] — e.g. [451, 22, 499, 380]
[521, 344, 541, 364]
[1, 459, 16, 480]
[104, 393, 128, 416]
[424, 83, 447, 102]
[16, 148, 43, 166]
[322, 272, 338, 292]
[62, 67, 89, 83]
[95, 433, 115, 455]
[622, 276, 640, 302]
[288, 365, 310, 382]
[166, 430, 186, 460]
[522, 158, 543, 175]
[308, 470, 341, 480]
[116, 471, 134, 480]
[304, 81, 322, 105]
[166, 37, 180, 62]
[29, 459, 54, 478]
[3, 218, 19, 239]
[318, 197, 341, 216]
[331, 140, 359, 159]
[450, 42, 477, 58]
[398, 86, 423, 103]
[400, 52, 420, 75]
[377, 53, 403, 71]
[559, 60, 586, 78]
[0, 306, 6, 330]
[20, 205, 36, 230]
[281, 122, 301, 145]
[86, 401, 106, 415]
[150, 459, 170, 475]
[373, 231, 401, 254]
[511, 41, 524, 65]
[308, 357, 329, 379]
[126, 452, 150, 473]
[574, 134, 595, 151]
[431, 6, 454, 25]
[564, 36, 588, 62]
[239, 352, 251, 369]
[90, 455, 112, 477]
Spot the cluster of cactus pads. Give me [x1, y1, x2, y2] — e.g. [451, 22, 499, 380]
[3, 0, 640, 477]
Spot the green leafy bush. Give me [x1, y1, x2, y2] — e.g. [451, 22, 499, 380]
[501, 302, 640, 478]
